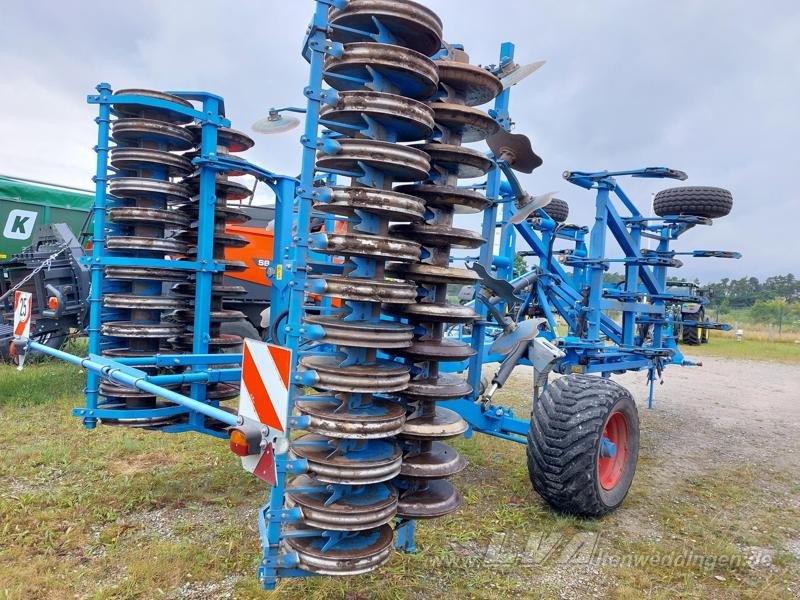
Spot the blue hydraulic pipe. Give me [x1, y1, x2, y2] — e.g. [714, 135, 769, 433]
[116, 354, 243, 366]
[27, 341, 239, 427]
[148, 369, 241, 385]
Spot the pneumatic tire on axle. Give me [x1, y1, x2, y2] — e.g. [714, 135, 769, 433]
[543, 197, 569, 223]
[526, 374, 640, 518]
[653, 186, 733, 219]
[681, 307, 703, 346]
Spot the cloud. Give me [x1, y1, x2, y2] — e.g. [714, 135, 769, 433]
[1, 0, 797, 280]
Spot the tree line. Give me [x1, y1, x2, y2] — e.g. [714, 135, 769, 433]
[704, 274, 798, 309]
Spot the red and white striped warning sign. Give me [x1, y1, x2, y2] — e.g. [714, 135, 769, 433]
[238, 339, 292, 484]
[239, 338, 291, 432]
[13, 291, 32, 338]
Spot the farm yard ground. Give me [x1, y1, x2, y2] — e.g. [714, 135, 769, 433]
[1, 339, 798, 599]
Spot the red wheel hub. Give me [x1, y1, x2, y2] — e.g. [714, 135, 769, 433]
[598, 410, 629, 490]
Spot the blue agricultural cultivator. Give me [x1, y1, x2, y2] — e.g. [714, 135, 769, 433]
[10, 0, 741, 590]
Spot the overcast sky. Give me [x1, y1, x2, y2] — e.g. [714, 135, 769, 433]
[2, 0, 797, 281]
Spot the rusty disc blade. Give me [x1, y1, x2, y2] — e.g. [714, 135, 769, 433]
[309, 275, 418, 304]
[299, 355, 411, 394]
[186, 125, 254, 152]
[383, 302, 479, 324]
[101, 321, 184, 338]
[285, 524, 394, 575]
[102, 294, 185, 311]
[106, 236, 187, 255]
[390, 223, 484, 249]
[111, 118, 195, 151]
[402, 405, 469, 439]
[400, 441, 467, 478]
[436, 61, 502, 106]
[329, 0, 443, 56]
[391, 338, 476, 362]
[105, 266, 188, 282]
[316, 138, 431, 182]
[182, 174, 253, 201]
[287, 475, 398, 531]
[324, 42, 438, 100]
[402, 375, 472, 404]
[112, 89, 194, 123]
[107, 207, 190, 228]
[396, 479, 463, 519]
[109, 147, 193, 177]
[386, 262, 478, 285]
[296, 395, 407, 439]
[109, 177, 191, 203]
[432, 103, 499, 143]
[311, 231, 421, 262]
[412, 143, 493, 178]
[315, 186, 425, 222]
[320, 90, 434, 142]
[292, 433, 403, 485]
[395, 183, 490, 214]
[303, 315, 414, 348]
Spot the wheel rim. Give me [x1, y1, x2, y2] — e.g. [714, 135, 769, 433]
[598, 410, 629, 490]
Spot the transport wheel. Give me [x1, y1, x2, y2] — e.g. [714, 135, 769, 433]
[526, 374, 639, 517]
[653, 186, 732, 219]
[542, 197, 569, 223]
[270, 309, 289, 345]
[219, 319, 261, 353]
[701, 317, 710, 344]
[681, 308, 703, 346]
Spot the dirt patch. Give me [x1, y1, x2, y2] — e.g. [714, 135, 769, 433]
[615, 356, 800, 474]
[108, 452, 181, 476]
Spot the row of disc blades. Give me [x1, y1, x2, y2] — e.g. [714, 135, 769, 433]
[283, 0, 501, 577]
[99, 88, 254, 418]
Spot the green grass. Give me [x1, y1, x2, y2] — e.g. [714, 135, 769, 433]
[716, 307, 800, 337]
[691, 335, 800, 364]
[0, 358, 797, 598]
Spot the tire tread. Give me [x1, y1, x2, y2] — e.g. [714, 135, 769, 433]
[653, 186, 732, 219]
[526, 374, 636, 517]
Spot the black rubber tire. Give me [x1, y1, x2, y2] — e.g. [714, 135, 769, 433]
[543, 198, 569, 223]
[701, 318, 710, 344]
[527, 374, 639, 518]
[681, 308, 703, 346]
[681, 318, 699, 345]
[219, 319, 262, 354]
[270, 309, 289, 345]
[653, 186, 732, 219]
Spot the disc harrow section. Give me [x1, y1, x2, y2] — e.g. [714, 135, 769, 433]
[96, 88, 258, 424]
[387, 52, 501, 519]
[169, 126, 255, 400]
[100, 89, 195, 412]
[287, 0, 444, 575]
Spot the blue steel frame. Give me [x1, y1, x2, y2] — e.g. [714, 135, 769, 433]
[59, 87, 300, 436]
[257, 0, 347, 588]
[21, 9, 741, 591]
[77, 86, 240, 436]
[442, 42, 739, 443]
